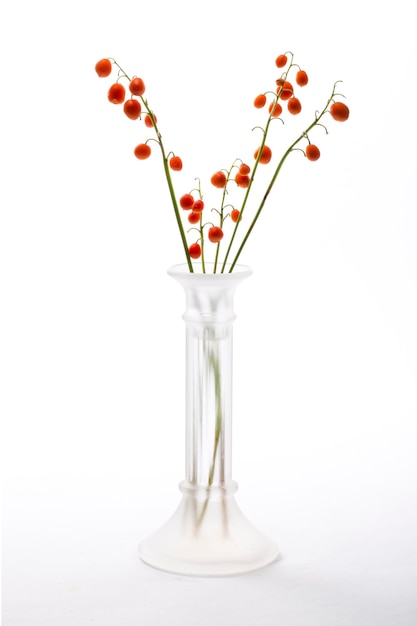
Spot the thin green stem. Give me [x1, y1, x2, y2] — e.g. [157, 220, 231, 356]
[159, 137, 193, 272]
[196, 342, 223, 529]
[200, 213, 206, 274]
[213, 167, 235, 273]
[228, 84, 338, 272]
[112, 61, 193, 272]
[208, 347, 223, 485]
[220, 67, 292, 273]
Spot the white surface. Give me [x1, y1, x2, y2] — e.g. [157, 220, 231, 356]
[1, 0, 417, 623]
[3, 453, 417, 626]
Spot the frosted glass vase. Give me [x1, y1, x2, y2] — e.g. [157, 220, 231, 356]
[138, 263, 279, 576]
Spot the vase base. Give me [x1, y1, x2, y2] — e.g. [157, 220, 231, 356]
[139, 483, 280, 577]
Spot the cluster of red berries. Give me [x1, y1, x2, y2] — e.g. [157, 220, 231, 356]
[252, 53, 349, 163]
[95, 58, 163, 162]
[95, 52, 349, 270]
[95, 57, 252, 261]
[176, 188, 241, 259]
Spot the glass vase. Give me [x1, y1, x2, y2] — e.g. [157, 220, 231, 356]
[138, 263, 279, 576]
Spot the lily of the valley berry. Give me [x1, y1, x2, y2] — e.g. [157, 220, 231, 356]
[95, 53, 349, 273]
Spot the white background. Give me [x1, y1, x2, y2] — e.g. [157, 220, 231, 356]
[1, 0, 417, 624]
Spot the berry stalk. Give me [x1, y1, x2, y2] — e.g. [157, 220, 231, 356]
[110, 60, 193, 272]
[95, 54, 349, 273]
[227, 81, 342, 273]
[220, 56, 295, 271]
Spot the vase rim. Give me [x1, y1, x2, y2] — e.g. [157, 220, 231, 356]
[168, 263, 253, 279]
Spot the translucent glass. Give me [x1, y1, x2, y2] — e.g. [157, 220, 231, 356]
[138, 263, 279, 576]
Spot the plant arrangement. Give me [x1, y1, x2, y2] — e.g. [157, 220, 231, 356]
[94, 52, 350, 574]
[94, 52, 349, 273]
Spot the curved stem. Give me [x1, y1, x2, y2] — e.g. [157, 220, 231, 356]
[220, 122, 271, 272]
[220, 64, 294, 273]
[112, 61, 193, 272]
[159, 139, 194, 272]
[228, 85, 338, 272]
[213, 164, 236, 273]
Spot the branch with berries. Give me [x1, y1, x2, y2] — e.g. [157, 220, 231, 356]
[95, 52, 349, 273]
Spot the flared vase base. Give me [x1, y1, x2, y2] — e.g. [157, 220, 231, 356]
[138, 486, 280, 577]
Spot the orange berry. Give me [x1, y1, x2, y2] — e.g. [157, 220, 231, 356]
[189, 243, 202, 259]
[276, 80, 293, 100]
[254, 145, 272, 164]
[231, 209, 241, 223]
[235, 172, 250, 188]
[306, 144, 320, 161]
[107, 83, 125, 104]
[208, 226, 224, 243]
[295, 70, 308, 86]
[193, 199, 205, 213]
[144, 114, 156, 128]
[239, 163, 251, 175]
[123, 98, 141, 120]
[211, 171, 227, 188]
[95, 58, 112, 77]
[188, 211, 200, 224]
[269, 101, 282, 117]
[287, 97, 302, 115]
[330, 101, 350, 122]
[134, 143, 151, 160]
[169, 156, 183, 171]
[179, 194, 195, 210]
[275, 54, 288, 68]
[129, 77, 146, 96]
[254, 94, 267, 108]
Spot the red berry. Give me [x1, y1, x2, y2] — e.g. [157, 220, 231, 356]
[239, 163, 251, 175]
[144, 114, 156, 128]
[188, 212, 201, 224]
[235, 172, 250, 188]
[179, 194, 195, 210]
[129, 77, 146, 96]
[269, 101, 282, 117]
[193, 199, 205, 213]
[295, 70, 308, 86]
[95, 58, 112, 77]
[276, 80, 293, 100]
[330, 101, 350, 122]
[169, 156, 183, 171]
[108, 83, 126, 104]
[231, 209, 241, 223]
[123, 99, 141, 120]
[211, 171, 227, 188]
[287, 97, 302, 115]
[189, 243, 202, 259]
[134, 143, 151, 160]
[306, 144, 320, 161]
[254, 94, 267, 108]
[254, 145, 272, 164]
[208, 226, 224, 243]
[275, 54, 288, 68]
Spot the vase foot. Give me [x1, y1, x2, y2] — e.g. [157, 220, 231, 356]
[138, 483, 280, 577]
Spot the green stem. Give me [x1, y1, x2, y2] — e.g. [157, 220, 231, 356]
[200, 214, 206, 274]
[145, 110, 193, 272]
[112, 61, 193, 272]
[213, 171, 233, 273]
[160, 140, 194, 272]
[196, 343, 223, 529]
[220, 59, 295, 273]
[208, 348, 223, 485]
[228, 85, 338, 272]
[220, 93, 281, 272]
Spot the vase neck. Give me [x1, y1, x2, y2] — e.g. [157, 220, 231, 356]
[169, 263, 252, 322]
